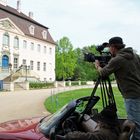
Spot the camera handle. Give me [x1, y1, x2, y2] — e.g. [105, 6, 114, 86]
[83, 76, 117, 115]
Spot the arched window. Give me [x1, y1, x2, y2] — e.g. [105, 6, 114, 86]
[14, 36, 19, 48]
[3, 32, 10, 47]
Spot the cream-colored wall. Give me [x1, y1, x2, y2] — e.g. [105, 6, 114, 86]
[0, 27, 56, 82]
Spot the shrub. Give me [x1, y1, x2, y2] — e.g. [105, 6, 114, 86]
[29, 82, 54, 89]
[81, 81, 87, 85]
[71, 81, 79, 86]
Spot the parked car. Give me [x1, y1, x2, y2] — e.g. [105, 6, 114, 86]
[0, 77, 136, 140]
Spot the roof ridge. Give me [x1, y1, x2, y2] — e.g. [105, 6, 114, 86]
[0, 3, 48, 29]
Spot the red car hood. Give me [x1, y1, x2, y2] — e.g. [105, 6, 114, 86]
[0, 117, 42, 133]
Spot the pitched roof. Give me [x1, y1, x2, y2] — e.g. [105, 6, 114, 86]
[0, 3, 56, 45]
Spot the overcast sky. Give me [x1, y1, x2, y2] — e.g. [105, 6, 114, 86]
[7, 0, 140, 53]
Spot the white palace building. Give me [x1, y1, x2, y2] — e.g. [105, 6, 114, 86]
[0, 0, 56, 89]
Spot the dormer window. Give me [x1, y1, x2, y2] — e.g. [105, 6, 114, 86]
[42, 30, 47, 39]
[29, 25, 35, 35]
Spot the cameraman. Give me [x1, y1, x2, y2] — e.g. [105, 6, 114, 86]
[95, 37, 140, 140]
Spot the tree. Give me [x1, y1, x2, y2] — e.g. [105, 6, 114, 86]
[72, 45, 99, 81]
[56, 37, 77, 80]
[72, 48, 85, 80]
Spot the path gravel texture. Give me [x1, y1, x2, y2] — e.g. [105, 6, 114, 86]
[0, 86, 94, 123]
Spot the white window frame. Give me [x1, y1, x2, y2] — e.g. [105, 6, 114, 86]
[29, 25, 35, 35]
[13, 57, 18, 69]
[22, 59, 26, 65]
[37, 44, 41, 52]
[49, 47, 52, 55]
[37, 61, 40, 71]
[3, 32, 10, 47]
[14, 36, 19, 48]
[23, 40, 27, 49]
[43, 62, 46, 71]
[44, 78, 47, 82]
[42, 30, 47, 39]
[30, 60, 34, 70]
[44, 46, 47, 54]
[31, 42, 34, 50]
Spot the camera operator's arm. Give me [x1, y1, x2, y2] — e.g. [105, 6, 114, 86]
[95, 57, 122, 77]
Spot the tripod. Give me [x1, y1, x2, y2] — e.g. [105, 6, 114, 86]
[83, 76, 117, 115]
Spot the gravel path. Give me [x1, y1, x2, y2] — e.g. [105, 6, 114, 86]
[0, 86, 93, 123]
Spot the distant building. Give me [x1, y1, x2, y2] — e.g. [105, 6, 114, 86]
[0, 0, 56, 82]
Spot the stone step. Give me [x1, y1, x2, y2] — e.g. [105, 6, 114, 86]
[0, 73, 10, 80]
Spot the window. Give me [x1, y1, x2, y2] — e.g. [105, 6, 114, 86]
[13, 58, 18, 69]
[43, 62, 46, 71]
[31, 42, 34, 50]
[49, 47, 52, 54]
[29, 25, 35, 35]
[23, 40, 27, 49]
[42, 30, 47, 39]
[44, 78, 47, 82]
[22, 59, 26, 65]
[14, 36, 19, 48]
[37, 44, 41, 52]
[37, 62, 40, 71]
[44, 46, 47, 54]
[30, 60, 34, 70]
[3, 32, 9, 47]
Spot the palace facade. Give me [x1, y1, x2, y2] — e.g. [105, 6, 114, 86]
[0, 0, 56, 82]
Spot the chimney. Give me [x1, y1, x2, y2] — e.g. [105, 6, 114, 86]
[17, 0, 21, 13]
[29, 12, 34, 19]
[0, 0, 7, 6]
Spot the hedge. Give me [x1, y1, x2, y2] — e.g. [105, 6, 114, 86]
[29, 82, 54, 89]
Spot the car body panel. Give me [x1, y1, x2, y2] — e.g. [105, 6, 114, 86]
[0, 117, 49, 140]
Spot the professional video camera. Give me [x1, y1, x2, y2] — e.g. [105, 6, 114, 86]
[84, 42, 111, 67]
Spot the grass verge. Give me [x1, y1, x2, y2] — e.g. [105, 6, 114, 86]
[44, 87, 127, 118]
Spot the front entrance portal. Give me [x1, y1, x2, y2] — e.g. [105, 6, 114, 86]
[2, 55, 9, 68]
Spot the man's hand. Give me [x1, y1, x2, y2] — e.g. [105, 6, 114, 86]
[95, 60, 102, 72]
[95, 60, 100, 69]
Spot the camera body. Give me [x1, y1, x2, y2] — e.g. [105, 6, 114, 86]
[84, 42, 111, 67]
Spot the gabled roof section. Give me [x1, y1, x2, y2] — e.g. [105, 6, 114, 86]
[0, 3, 56, 45]
[0, 18, 24, 35]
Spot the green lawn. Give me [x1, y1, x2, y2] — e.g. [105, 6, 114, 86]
[44, 87, 127, 118]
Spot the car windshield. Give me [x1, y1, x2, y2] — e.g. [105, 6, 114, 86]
[39, 104, 68, 130]
[38, 96, 92, 136]
[38, 99, 77, 136]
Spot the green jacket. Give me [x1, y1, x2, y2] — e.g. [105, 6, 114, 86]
[100, 47, 140, 99]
